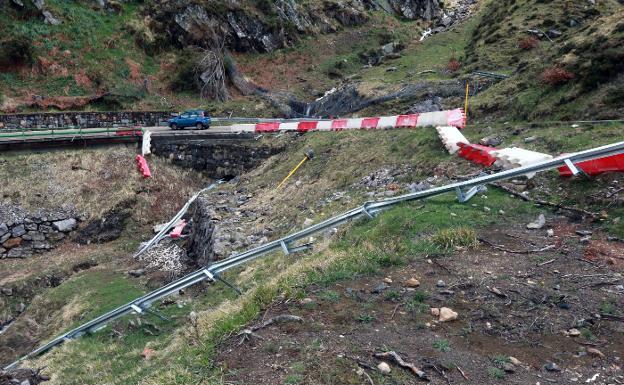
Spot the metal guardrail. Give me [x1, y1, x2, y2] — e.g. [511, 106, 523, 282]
[471, 71, 510, 79]
[5, 139, 624, 370]
[0, 127, 144, 141]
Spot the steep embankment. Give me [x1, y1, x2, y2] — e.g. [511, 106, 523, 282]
[466, 0, 624, 120]
[8, 120, 622, 384]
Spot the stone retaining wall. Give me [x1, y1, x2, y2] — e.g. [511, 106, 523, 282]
[1, 211, 80, 259]
[0, 111, 171, 130]
[151, 137, 284, 179]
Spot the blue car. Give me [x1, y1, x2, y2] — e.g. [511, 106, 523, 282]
[168, 110, 211, 130]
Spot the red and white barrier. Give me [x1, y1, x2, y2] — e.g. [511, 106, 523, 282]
[142, 130, 151, 156]
[490, 148, 553, 178]
[135, 155, 152, 178]
[169, 219, 187, 239]
[230, 109, 466, 134]
[457, 143, 498, 166]
[436, 126, 469, 154]
[558, 153, 624, 177]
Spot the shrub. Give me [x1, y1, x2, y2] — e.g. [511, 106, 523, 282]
[447, 55, 461, 72]
[0, 35, 35, 68]
[540, 67, 575, 86]
[518, 36, 539, 50]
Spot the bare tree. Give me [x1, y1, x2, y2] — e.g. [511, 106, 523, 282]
[192, 39, 229, 102]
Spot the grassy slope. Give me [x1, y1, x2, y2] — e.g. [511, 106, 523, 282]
[20, 121, 624, 384]
[466, 0, 624, 121]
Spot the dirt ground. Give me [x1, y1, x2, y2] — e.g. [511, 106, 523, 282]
[216, 216, 624, 385]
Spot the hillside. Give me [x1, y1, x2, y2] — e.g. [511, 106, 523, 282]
[1, 0, 622, 120]
[1, 1, 624, 384]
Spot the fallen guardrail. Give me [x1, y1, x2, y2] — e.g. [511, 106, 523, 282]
[6, 140, 624, 370]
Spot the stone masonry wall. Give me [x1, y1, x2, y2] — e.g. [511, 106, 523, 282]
[0, 206, 80, 259]
[151, 137, 284, 179]
[0, 111, 171, 131]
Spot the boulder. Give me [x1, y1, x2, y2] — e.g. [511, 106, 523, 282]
[52, 218, 77, 232]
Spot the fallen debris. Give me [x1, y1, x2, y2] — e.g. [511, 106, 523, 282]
[373, 351, 427, 379]
[237, 314, 303, 343]
[527, 214, 546, 229]
[479, 237, 556, 254]
[0, 368, 49, 385]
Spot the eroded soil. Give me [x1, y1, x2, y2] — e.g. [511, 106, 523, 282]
[216, 217, 624, 385]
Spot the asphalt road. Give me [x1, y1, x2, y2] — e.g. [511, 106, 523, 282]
[0, 125, 237, 144]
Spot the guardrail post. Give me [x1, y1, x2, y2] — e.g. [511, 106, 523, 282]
[280, 240, 290, 255]
[563, 158, 580, 176]
[130, 304, 144, 314]
[362, 205, 374, 219]
[455, 185, 487, 203]
[214, 274, 242, 295]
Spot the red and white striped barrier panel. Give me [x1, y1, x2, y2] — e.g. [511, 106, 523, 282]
[558, 153, 624, 177]
[230, 109, 466, 133]
[436, 126, 469, 154]
[135, 155, 152, 178]
[490, 148, 553, 178]
[457, 143, 498, 166]
[169, 219, 187, 239]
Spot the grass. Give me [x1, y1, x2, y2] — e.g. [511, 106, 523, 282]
[431, 227, 479, 251]
[492, 355, 510, 365]
[487, 367, 505, 380]
[318, 290, 341, 302]
[357, 314, 374, 323]
[432, 339, 451, 352]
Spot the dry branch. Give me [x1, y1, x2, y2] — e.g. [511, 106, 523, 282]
[479, 237, 556, 254]
[493, 183, 597, 218]
[237, 314, 303, 343]
[373, 351, 427, 379]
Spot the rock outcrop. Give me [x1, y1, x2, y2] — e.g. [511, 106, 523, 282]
[140, 0, 442, 53]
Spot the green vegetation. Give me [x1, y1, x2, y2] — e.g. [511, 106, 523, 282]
[431, 227, 479, 251]
[487, 367, 506, 380]
[492, 355, 510, 365]
[357, 313, 374, 323]
[433, 338, 451, 352]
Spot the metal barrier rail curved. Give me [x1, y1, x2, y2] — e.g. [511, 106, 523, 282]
[5, 140, 624, 370]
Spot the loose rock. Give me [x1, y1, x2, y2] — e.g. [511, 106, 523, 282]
[438, 307, 458, 322]
[587, 348, 605, 358]
[527, 214, 546, 229]
[377, 362, 391, 374]
[544, 362, 561, 372]
[404, 278, 421, 287]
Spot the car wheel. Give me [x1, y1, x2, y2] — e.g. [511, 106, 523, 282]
[196, 123, 204, 130]
[170, 123, 178, 130]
